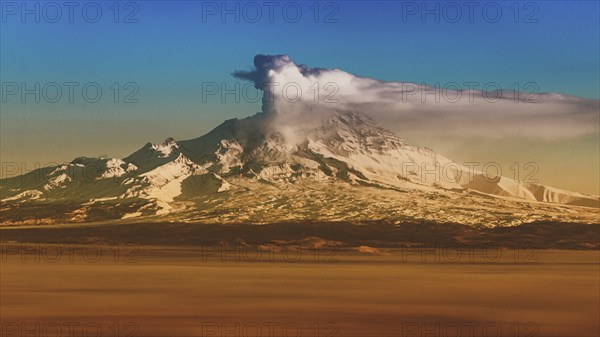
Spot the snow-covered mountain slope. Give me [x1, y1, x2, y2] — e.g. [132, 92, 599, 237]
[1, 110, 598, 226]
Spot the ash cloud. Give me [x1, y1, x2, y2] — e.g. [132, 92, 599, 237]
[233, 54, 600, 140]
[233, 54, 294, 90]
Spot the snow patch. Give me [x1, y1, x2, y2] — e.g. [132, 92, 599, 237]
[122, 211, 142, 219]
[98, 159, 138, 179]
[43, 173, 71, 190]
[125, 153, 203, 214]
[214, 174, 231, 192]
[2, 190, 43, 201]
[215, 139, 243, 172]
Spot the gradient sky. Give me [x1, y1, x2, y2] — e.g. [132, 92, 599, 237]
[1, 1, 599, 193]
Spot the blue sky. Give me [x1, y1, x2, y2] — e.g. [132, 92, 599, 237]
[1, 0, 599, 192]
[3, 1, 599, 97]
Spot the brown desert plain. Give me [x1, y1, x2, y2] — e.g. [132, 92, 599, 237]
[0, 221, 599, 337]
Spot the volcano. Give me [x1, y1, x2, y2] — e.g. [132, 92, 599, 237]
[1, 56, 598, 226]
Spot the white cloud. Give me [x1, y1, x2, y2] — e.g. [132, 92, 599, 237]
[234, 54, 599, 141]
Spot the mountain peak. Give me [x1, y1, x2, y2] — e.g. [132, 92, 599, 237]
[163, 137, 176, 145]
[151, 137, 179, 158]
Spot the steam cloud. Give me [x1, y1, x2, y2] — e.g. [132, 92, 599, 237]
[233, 54, 599, 140]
